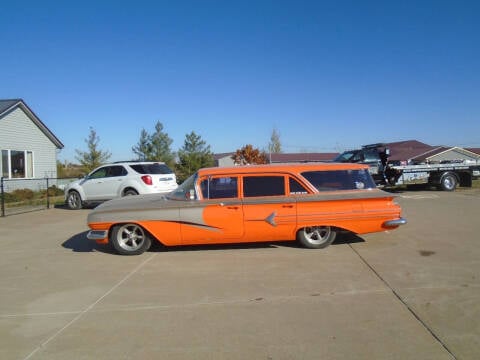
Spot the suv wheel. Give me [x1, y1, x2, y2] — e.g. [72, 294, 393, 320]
[123, 189, 139, 196]
[67, 191, 82, 210]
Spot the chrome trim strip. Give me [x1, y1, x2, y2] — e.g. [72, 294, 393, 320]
[87, 230, 108, 240]
[383, 218, 407, 227]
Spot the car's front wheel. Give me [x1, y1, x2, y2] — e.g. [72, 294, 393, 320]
[297, 226, 337, 249]
[66, 190, 82, 210]
[110, 223, 152, 255]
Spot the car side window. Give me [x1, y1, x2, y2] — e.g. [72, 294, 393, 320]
[301, 170, 376, 191]
[107, 166, 127, 177]
[351, 151, 364, 162]
[201, 176, 238, 199]
[363, 149, 380, 162]
[289, 177, 309, 194]
[89, 167, 108, 179]
[243, 176, 285, 197]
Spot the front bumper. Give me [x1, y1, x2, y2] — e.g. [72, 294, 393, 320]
[87, 230, 109, 241]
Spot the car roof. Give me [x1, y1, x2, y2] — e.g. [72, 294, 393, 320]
[197, 162, 369, 177]
[112, 161, 167, 165]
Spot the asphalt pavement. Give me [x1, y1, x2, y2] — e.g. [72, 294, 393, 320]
[1, 189, 479, 359]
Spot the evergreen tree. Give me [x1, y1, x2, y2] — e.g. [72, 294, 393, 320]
[75, 127, 111, 172]
[132, 129, 153, 160]
[176, 131, 214, 182]
[150, 121, 175, 166]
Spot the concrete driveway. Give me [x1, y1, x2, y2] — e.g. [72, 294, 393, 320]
[1, 190, 479, 359]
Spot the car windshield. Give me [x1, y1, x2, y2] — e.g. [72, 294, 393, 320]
[333, 151, 356, 162]
[167, 173, 197, 200]
[129, 163, 173, 174]
[302, 169, 376, 191]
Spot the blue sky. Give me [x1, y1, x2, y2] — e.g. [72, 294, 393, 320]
[1, 0, 479, 162]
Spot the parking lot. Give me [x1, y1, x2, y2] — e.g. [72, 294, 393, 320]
[1, 189, 479, 359]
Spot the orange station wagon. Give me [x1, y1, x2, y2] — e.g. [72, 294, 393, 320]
[87, 163, 406, 255]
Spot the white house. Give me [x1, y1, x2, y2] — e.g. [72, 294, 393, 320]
[0, 99, 64, 181]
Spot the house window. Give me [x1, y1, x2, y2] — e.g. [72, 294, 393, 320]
[27, 151, 33, 178]
[1, 150, 8, 178]
[11, 150, 25, 178]
[0, 150, 34, 179]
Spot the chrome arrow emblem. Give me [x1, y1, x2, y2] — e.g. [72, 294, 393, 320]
[265, 212, 277, 227]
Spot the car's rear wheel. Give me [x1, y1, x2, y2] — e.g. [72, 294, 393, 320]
[110, 223, 151, 255]
[66, 190, 82, 210]
[297, 226, 337, 249]
[123, 188, 139, 196]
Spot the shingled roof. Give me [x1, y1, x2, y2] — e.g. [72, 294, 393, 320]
[466, 148, 480, 156]
[270, 152, 338, 162]
[386, 140, 435, 162]
[0, 99, 64, 149]
[0, 99, 22, 114]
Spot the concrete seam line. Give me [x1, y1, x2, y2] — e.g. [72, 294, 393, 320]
[4, 284, 478, 319]
[348, 244, 457, 360]
[3, 288, 392, 319]
[23, 253, 156, 360]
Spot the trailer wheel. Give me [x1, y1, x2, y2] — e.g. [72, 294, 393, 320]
[439, 172, 458, 191]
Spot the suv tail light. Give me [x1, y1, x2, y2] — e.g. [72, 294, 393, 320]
[141, 175, 153, 185]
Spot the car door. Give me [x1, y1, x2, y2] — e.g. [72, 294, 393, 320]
[179, 175, 244, 244]
[81, 166, 109, 200]
[103, 165, 128, 197]
[81, 165, 126, 200]
[241, 174, 298, 241]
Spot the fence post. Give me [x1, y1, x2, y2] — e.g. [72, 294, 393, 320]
[1, 177, 5, 217]
[46, 178, 50, 209]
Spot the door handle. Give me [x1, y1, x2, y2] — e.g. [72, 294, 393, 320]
[282, 204, 294, 208]
[227, 206, 239, 210]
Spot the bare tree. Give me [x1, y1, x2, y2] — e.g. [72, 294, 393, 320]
[268, 128, 282, 153]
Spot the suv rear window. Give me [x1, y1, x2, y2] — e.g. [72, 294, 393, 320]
[129, 163, 173, 175]
[302, 169, 375, 191]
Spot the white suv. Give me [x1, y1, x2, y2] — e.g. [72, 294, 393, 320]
[65, 161, 178, 209]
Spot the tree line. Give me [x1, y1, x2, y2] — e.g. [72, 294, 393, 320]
[66, 122, 282, 183]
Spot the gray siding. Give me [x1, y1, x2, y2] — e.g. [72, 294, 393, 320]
[428, 149, 480, 163]
[0, 107, 58, 178]
[216, 155, 235, 167]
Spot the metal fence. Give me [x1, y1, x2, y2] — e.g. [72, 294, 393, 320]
[0, 177, 77, 217]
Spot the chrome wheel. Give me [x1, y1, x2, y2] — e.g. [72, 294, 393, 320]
[297, 226, 337, 249]
[115, 224, 146, 252]
[440, 173, 457, 191]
